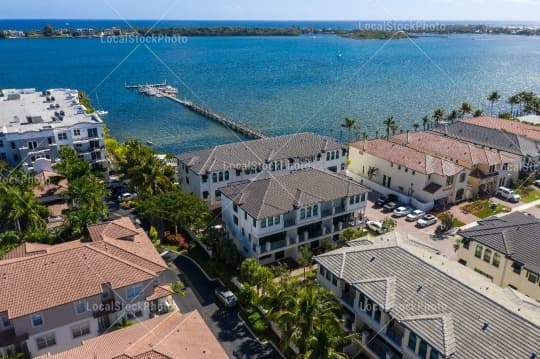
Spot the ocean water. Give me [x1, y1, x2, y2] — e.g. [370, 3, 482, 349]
[1, 21, 540, 154]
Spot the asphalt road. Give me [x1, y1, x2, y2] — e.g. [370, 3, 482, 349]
[168, 253, 284, 359]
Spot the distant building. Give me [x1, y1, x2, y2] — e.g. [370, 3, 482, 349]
[36, 310, 228, 359]
[0, 88, 107, 172]
[348, 139, 470, 211]
[220, 168, 369, 264]
[315, 232, 540, 359]
[177, 133, 346, 206]
[0, 217, 174, 358]
[432, 121, 540, 173]
[457, 212, 540, 301]
[392, 131, 520, 196]
[463, 116, 540, 142]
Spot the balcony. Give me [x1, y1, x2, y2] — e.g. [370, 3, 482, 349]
[385, 323, 405, 348]
[0, 328, 29, 347]
[321, 208, 333, 217]
[284, 218, 296, 228]
[334, 206, 345, 214]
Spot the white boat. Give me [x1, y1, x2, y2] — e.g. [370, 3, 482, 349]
[96, 110, 109, 116]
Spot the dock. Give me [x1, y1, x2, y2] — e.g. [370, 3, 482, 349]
[126, 83, 268, 139]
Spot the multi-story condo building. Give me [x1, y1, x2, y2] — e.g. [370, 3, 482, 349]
[37, 310, 228, 359]
[176, 133, 346, 206]
[0, 88, 107, 172]
[433, 121, 540, 173]
[315, 232, 540, 359]
[0, 217, 174, 358]
[348, 139, 470, 211]
[457, 211, 540, 301]
[219, 168, 369, 264]
[392, 131, 521, 196]
[464, 116, 540, 142]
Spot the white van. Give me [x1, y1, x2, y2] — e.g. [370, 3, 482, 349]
[496, 187, 520, 203]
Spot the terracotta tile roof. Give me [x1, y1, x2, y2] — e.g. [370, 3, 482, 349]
[87, 217, 166, 270]
[464, 116, 540, 141]
[393, 132, 515, 166]
[146, 285, 175, 302]
[0, 245, 156, 319]
[1, 242, 49, 260]
[38, 311, 228, 359]
[351, 139, 464, 176]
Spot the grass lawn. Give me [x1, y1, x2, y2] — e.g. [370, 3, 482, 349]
[464, 200, 510, 219]
[516, 187, 540, 203]
[160, 243, 186, 253]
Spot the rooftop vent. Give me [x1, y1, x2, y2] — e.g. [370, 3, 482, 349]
[416, 283, 424, 292]
[482, 322, 489, 331]
[55, 103, 60, 108]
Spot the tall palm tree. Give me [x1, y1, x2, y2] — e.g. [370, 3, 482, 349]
[390, 123, 399, 137]
[301, 321, 355, 359]
[447, 109, 459, 123]
[460, 102, 473, 119]
[361, 132, 369, 140]
[488, 91, 501, 116]
[383, 116, 396, 139]
[473, 109, 484, 117]
[508, 95, 520, 117]
[340, 117, 358, 145]
[432, 108, 445, 125]
[422, 115, 429, 130]
[367, 166, 379, 180]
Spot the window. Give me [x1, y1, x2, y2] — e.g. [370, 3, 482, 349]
[312, 205, 318, 216]
[233, 216, 238, 225]
[373, 307, 382, 323]
[528, 272, 539, 284]
[460, 172, 467, 183]
[202, 175, 208, 183]
[2, 317, 11, 328]
[268, 216, 274, 226]
[274, 216, 280, 224]
[58, 132, 67, 141]
[0, 140, 3, 147]
[446, 175, 454, 186]
[10, 142, 15, 149]
[233, 204, 238, 213]
[407, 332, 417, 351]
[48, 137, 53, 145]
[127, 285, 143, 299]
[463, 240, 469, 250]
[28, 141, 38, 149]
[13, 154, 19, 162]
[73, 129, 81, 136]
[36, 333, 56, 350]
[513, 263, 522, 275]
[203, 191, 209, 199]
[75, 301, 87, 314]
[489, 165, 496, 173]
[418, 340, 428, 358]
[502, 163, 509, 171]
[215, 190, 221, 201]
[31, 313, 44, 327]
[87, 128, 98, 138]
[236, 169, 241, 176]
[300, 208, 306, 219]
[261, 219, 267, 228]
[218, 172, 224, 182]
[212, 173, 218, 183]
[492, 253, 501, 268]
[326, 152, 330, 161]
[483, 248, 492, 263]
[474, 244, 483, 258]
[430, 349, 440, 359]
[71, 321, 91, 338]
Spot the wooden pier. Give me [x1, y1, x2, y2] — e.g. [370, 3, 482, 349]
[126, 83, 268, 139]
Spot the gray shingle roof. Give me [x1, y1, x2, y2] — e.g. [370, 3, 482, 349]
[176, 133, 343, 175]
[315, 234, 540, 359]
[459, 212, 540, 274]
[220, 168, 369, 219]
[432, 122, 540, 158]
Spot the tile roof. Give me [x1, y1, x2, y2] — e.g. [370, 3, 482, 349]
[0, 245, 156, 319]
[177, 132, 343, 175]
[315, 232, 540, 358]
[459, 211, 540, 274]
[392, 132, 516, 167]
[146, 285, 175, 302]
[464, 116, 540, 141]
[432, 122, 540, 157]
[350, 139, 465, 176]
[220, 168, 370, 219]
[0, 217, 167, 319]
[38, 310, 228, 359]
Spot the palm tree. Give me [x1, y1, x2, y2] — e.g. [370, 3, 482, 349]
[298, 246, 313, 281]
[340, 117, 358, 145]
[413, 123, 420, 132]
[460, 102, 473, 119]
[473, 109, 484, 117]
[447, 109, 459, 123]
[432, 108, 445, 125]
[422, 115, 429, 130]
[361, 132, 369, 140]
[508, 95, 520, 117]
[301, 321, 356, 359]
[367, 166, 379, 180]
[383, 116, 396, 139]
[390, 123, 399, 137]
[487, 91, 501, 116]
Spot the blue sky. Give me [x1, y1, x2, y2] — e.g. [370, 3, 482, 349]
[2, 0, 540, 21]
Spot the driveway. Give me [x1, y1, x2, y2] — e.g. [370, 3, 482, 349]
[168, 253, 283, 359]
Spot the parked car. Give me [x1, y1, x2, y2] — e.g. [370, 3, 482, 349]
[106, 178, 122, 189]
[387, 194, 399, 203]
[383, 201, 399, 212]
[214, 287, 238, 308]
[47, 215, 64, 224]
[406, 209, 425, 222]
[496, 186, 521, 203]
[118, 192, 138, 202]
[416, 214, 438, 228]
[375, 196, 387, 207]
[366, 220, 385, 234]
[393, 206, 413, 217]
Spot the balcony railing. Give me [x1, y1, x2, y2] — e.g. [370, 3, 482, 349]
[284, 218, 296, 228]
[334, 206, 345, 214]
[321, 208, 333, 217]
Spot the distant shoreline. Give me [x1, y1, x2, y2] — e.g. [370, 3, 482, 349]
[1, 23, 539, 40]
